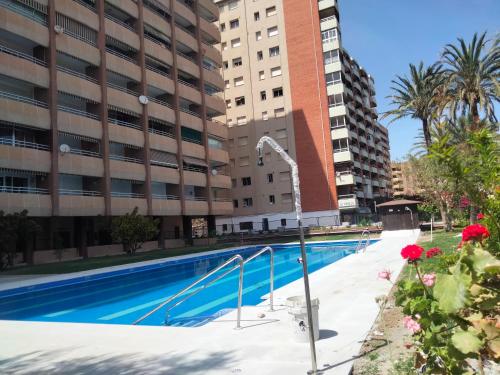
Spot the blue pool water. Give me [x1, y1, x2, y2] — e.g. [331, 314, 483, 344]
[0, 240, 376, 326]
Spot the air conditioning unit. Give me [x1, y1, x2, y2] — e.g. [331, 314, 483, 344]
[54, 25, 64, 34]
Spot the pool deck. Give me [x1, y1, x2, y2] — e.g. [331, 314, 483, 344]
[0, 229, 419, 374]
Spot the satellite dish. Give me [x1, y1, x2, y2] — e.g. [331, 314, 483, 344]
[211, 169, 218, 176]
[59, 144, 70, 154]
[54, 25, 64, 34]
[139, 95, 149, 105]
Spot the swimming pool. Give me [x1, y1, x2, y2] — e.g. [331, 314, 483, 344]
[0, 240, 376, 327]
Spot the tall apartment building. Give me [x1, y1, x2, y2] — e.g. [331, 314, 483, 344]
[215, 0, 391, 232]
[391, 161, 420, 198]
[0, 0, 231, 262]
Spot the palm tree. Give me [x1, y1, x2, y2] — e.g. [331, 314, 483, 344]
[383, 62, 444, 148]
[441, 32, 499, 126]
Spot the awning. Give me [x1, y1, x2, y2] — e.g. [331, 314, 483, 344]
[107, 104, 140, 117]
[377, 199, 421, 208]
[0, 168, 48, 176]
[59, 132, 99, 143]
[151, 150, 178, 167]
[183, 156, 207, 167]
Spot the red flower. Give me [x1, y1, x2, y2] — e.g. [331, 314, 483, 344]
[462, 224, 490, 242]
[426, 247, 442, 258]
[477, 213, 485, 220]
[401, 244, 424, 261]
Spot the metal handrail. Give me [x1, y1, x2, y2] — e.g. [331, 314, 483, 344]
[242, 246, 274, 311]
[132, 254, 245, 327]
[355, 229, 371, 254]
[0, 44, 47, 66]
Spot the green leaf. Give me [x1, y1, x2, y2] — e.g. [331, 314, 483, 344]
[469, 248, 500, 275]
[451, 329, 483, 354]
[433, 272, 471, 313]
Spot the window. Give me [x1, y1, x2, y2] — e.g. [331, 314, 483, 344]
[230, 19, 239, 29]
[280, 171, 290, 181]
[281, 193, 292, 203]
[234, 76, 244, 86]
[269, 46, 280, 57]
[262, 111, 268, 120]
[257, 51, 263, 60]
[239, 221, 253, 230]
[225, 80, 230, 89]
[231, 178, 237, 187]
[325, 71, 342, 86]
[232, 57, 242, 67]
[242, 177, 252, 186]
[273, 87, 283, 97]
[330, 116, 346, 129]
[239, 156, 249, 166]
[233, 199, 239, 208]
[223, 61, 229, 69]
[220, 23, 226, 32]
[280, 218, 287, 226]
[225, 99, 231, 108]
[243, 198, 253, 207]
[274, 107, 285, 118]
[269, 195, 275, 204]
[259, 71, 265, 80]
[266, 6, 277, 17]
[222, 224, 228, 231]
[221, 42, 227, 50]
[267, 173, 274, 183]
[260, 91, 267, 101]
[255, 31, 262, 41]
[231, 38, 241, 48]
[267, 26, 278, 37]
[323, 49, 340, 65]
[236, 116, 247, 125]
[333, 138, 348, 152]
[328, 93, 343, 107]
[254, 11, 260, 21]
[228, 0, 238, 10]
[276, 129, 287, 139]
[321, 28, 338, 43]
[271, 66, 281, 77]
[235, 96, 245, 106]
[238, 136, 248, 146]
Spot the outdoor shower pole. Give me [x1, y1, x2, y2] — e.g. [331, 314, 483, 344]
[256, 136, 318, 374]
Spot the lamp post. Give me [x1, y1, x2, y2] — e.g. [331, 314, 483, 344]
[256, 136, 318, 374]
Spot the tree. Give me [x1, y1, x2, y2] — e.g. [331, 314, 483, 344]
[0, 210, 40, 270]
[441, 32, 499, 126]
[111, 207, 159, 255]
[383, 62, 445, 148]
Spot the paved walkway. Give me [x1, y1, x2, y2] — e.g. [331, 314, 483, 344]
[0, 230, 419, 374]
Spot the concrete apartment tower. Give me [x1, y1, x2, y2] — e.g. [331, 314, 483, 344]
[0, 0, 231, 263]
[215, 0, 391, 232]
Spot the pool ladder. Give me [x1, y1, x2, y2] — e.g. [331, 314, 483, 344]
[132, 246, 274, 329]
[355, 230, 371, 254]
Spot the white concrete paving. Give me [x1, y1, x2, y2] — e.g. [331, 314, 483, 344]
[0, 230, 419, 375]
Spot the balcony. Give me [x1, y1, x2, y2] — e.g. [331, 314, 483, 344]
[182, 139, 205, 159]
[212, 200, 233, 215]
[58, 152, 104, 177]
[150, 165, 180, 184]
[333, 149, 352, 163]
[59, 194, 105, 216]
[0, 3, 49, 46]
[0, 143, 51, 172]
[0, 190, 51, 216]
[111, 196, 148, 215]
[184, 198, 209, 215]
[151, 197, 181, 216]
[109, 159, 146, 181]
[56, 0, 99, 30]
[335, 172, 355, 186]
[331, 126, 348, 140]
[338, 194, 358, 210]
[0, 44, 49, 87]
[207, 118, 227, 139]
[0, 89, 50, 130]
[183, 169, 207, 187]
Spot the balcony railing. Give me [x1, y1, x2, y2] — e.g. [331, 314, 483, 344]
[69, 148, 101, 158]
[177, 50, 196, 63]
[0, 186, 49, 194]
[213, 197, 232, 202]
[72, 0, 96, 13]
[182, 136, 202, 145]
[0, 90, 48, 108]
[58, 105, 99, 120]
[152, 194, 180, 200]
[105, 13, 136, 33]
[57, 65, 98, 83]
[59, 189, 101, 196]
[108, 117, 142, 130]
[179, 107, 201, 118]
[0, 44, 47, 66]
[149, 97, 174, 109]
[178, 78, 198, 89]
[0, 138, 50, 151]
[106, 47, 137, 64]
[184, 196, 207, 201]
[109, 154, 143, 164]
[107, 82, 139, 96]
[148, 127, 175, 139]
[1, 0, 48, 25]
[145, 63, 172, 78]
[183, 165, 206, 173]
[111, 191, 145, 198]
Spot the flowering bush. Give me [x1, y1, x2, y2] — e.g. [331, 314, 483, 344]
[384, 223, 500, 373]
[401, 244, 424, 261]
[461, 223, 490, 242]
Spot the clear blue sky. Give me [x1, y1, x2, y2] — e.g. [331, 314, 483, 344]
[338, 0, 500, 160]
